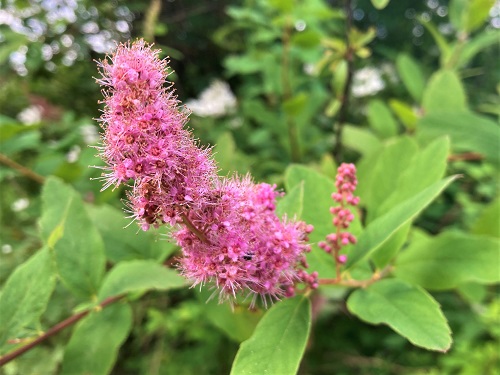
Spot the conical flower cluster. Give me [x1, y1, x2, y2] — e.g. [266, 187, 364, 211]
[96, 40, 315, 304]
[96, 40, 217, 230]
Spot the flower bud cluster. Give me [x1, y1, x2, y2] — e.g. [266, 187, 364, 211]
[96, 40, 315, 305]
[319, 163, 359, 264]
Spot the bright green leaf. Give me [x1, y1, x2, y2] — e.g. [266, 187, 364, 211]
[347, 279, 452, 351]
[86, 204, 176, 263]
[342, 125, 383, 156]
[367, 100, 399, 139]
[0, 248, 56, 354]
[60, 303, 132, 375]
[98, 260, 186, 301]
[40, 177, 105, 298]
[231, 296, 311, 375]
[388, 99, 418, 130]
[395, 232, 500, 290]
[371, 0, 390, 9]
[346, 176, 459, 269]
[276, 182, 304, 219]
[470, 197, 500, 238]
[396, 54, 426, 102]
[356, 136, 419, 219]
[284, 165, 338, 276]
[422, 70, 467, 113]
[417, 110, 500, 166]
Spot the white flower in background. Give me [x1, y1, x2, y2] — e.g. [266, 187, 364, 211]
[351, 67, 385, 97]
[186, 80, 237, 118]
[11, 198, 29, 212]
[380, 62, 399, 84]
[1, 244, 13, 254]
[66, 145, 81, 163]
[80, 124, 100, 144]
[17, 105, 43, 125]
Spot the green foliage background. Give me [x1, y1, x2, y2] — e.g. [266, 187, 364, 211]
[0, 0, 499, 374]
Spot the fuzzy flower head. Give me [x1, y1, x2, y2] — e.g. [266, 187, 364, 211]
[174, 176, 314, 307]
[95, 40, 217, 229]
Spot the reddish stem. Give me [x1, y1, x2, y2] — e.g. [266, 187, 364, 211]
[0, 295, 123, 367]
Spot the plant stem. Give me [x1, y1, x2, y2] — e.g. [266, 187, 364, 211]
[333, 0, 355, 163]
[180, 213, 210, 244]
[319, 265, 393, 288]
[0, 295, 123, 367]
[143, 0, 162, 43]
[0, 153, 45, 184]
[281, 19, 301, 163]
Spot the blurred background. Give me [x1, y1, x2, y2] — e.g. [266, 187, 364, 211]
[0, 0, 499, 374]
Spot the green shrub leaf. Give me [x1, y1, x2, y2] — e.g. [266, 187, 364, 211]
[0, 248, 56, 354]
[346, 175, 458, 269]
[60, 303, 133, 375]
[395, 232, 500, 289]
[347, 279, 452, 351]
[98, 260, 186, 301]
[40, 177, 105, 298]
[230, 295, 311, 375]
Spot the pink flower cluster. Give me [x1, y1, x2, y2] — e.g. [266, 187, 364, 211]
[319, 163, 359, 264]
[175, 177, 314, 305]
[95, 40, 315, 305]
[96, 40, 217, 230]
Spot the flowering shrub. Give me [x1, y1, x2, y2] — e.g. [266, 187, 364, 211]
[0, 1, 499, 374]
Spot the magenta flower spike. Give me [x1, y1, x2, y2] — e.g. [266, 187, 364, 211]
[95, 40, 217, 229]
[174, 175, 315, 306]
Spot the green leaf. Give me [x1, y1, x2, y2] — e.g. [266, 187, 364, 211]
[377, 137, 450, 215]
[371, 0, 390, 9]
[342, 125, 383, 156]
[422, 70, 467, 114]
[98, 260, 186, 301]
[197, 289, 263, 343]
[371, 222, 411, 269]
[60, 303, 132, 375]
[345, 176, 459, 269]
[388, 99, 418, 130]
[284, 165, 337, 276]
[395, 232, 500, 290]
[40, 177, 105, 298]
[214, 132, 251, 176]
[470, 197, 500, 237]
[347, 279, 452, 351]
[420, 19, 451, 62]
[276, 182, 304, 218]
[86, 204, 176, 263]
[367, 100, 398, 139]
[0, 248, 56, 354]
[418, 110, 500, 166]
[457, 30, 500, 68]
[231, 296, 311, 375]
[356, 136, 419, 219]
[396, 54, 426, 102]
[449, 0, 495, 32]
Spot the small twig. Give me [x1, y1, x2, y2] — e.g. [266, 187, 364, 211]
[447, 152, 484, 162]
[0, 153, 45, 184]
[333, 0, 355, 163]
[0, 295, 123, 367]
[180, 213, 210, 244]
[320, 265, 393, 288]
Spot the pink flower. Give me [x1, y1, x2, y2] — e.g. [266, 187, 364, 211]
[95, 40, 217, 229]
[174, 176, 314, 306]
